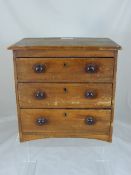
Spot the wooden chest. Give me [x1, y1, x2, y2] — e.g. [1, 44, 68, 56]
[8, 38, 121, 142]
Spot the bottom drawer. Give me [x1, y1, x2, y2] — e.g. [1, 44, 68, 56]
[20, 109, 111, 138]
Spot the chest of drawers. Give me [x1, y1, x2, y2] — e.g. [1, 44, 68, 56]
[8, 38, 121, 142]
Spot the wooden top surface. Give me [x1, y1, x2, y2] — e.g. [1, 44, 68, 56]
[8, 38, 121, 50]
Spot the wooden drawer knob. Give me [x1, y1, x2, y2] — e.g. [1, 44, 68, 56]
[36, 117, 48, 126]
[85, 116, 95, 125]
[35, 91, 46, 100]
[85, 64, 97, 73]
[34, 64, 46, 73]
[85, 91, 96, 99]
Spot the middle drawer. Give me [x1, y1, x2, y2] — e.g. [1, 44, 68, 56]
[18, 83, 112, 108]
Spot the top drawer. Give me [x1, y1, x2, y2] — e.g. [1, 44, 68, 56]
[16, 58, 114, 82]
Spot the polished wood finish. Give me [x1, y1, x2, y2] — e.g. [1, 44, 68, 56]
[16, 58, 114, 82]
[18, 83, 112, 108]
[8, 38, 121, 142]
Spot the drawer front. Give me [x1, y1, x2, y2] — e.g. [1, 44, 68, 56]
[18, 83, 112, 108]
[21, 109, 111, 135]
[16, 58, 114, 82]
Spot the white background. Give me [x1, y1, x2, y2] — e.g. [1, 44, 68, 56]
[0, 0, 131, 175]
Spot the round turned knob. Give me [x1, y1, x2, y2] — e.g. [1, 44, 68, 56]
[34, 64, 46, 73]
[85, 91, 96, 99]
[85, 116, 95, 125]
[85, 64, 97, 73]
[36, 117, 47, 126]
[35, 91, 46, 100]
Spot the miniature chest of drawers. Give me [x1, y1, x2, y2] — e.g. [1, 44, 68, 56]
[8, 38, 121, 142]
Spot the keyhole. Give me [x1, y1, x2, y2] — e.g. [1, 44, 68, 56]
[64, 112, 67, 117]
[64, 87, 67, 93]
[64, 63, 67, 67]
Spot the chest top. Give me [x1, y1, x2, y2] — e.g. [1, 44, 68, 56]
[8, 37, 121, 51]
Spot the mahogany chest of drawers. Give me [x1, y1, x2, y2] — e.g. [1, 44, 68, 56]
[8, 38, 121, 142]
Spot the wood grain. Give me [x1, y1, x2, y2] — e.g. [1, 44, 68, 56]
[8, 38, 121, 50]
[18, 83, 112, 108]
[21, 132, 110, 142]
[13, 55, 23, 141]
[14, 50, 115, 58]
[8, 38, 121, 142]
[20, 109, 111, 135]
[109, 51, 118, 142]
[16, 58, 114, 82]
